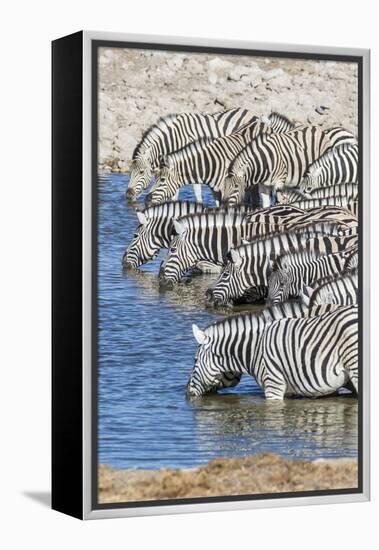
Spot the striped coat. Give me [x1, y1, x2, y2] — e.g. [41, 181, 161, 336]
[207, 224, 357, 306]
[268, 246, 358, 303]
[127, 110, 294, 199]
[222, 126, 357, 205]
[188, 305, 358, 399]
[158, 206, 305, 286]
[300, 143, 358, 193]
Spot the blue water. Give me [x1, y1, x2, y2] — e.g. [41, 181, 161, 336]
[97, 173, 358, 469]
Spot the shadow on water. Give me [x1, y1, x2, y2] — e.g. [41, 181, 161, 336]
[97, 173, 358, 470]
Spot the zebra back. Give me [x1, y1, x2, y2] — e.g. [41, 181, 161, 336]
[300, 270, 358, 308]
[277, 182, 359, 203]
[300, 142, 358, 193]
[281, 196, 359, 218]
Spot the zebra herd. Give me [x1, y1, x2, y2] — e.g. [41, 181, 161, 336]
[123, 106, 359, 401]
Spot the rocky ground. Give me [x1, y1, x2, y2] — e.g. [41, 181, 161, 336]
[99, 453, 358, 503]
[98, 47, 358, 173]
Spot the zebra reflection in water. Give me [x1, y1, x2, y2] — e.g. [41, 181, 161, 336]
[189, 393, 358, 461]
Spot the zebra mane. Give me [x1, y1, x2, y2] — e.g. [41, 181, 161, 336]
[176, 210, 247, 231]
[275, 245, 352, 271]
[204, 301, 307, 336]
[306, 142, 359, 177]
[132, 113, 180, 160]
[306, 268, 358, 296]
[231, 220, 343, 259]
[267, 111, 295, 129]
[142, 201, 202, 220]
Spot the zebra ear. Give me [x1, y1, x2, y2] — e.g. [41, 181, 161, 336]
[192, 324, 208, 345]
[136, 211, 148, 225]
[173, 219, 185, 236]
[230, 248, 242, 268]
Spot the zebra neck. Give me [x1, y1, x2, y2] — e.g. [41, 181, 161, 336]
[217, 314, 266, 377]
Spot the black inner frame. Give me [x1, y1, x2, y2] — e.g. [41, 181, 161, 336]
[91, 39, 364, 511]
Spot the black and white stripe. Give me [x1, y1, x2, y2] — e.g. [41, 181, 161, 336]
[280, 196, 359, 218]
[158, 206, 305, 286]
[188, 305, 358, 399]
[207, 223, 357, 306]
[300, 270, 358, 308]
[267, 245, 358, 303]
[127, 109, 294, 199]
[222, 126, 357, 205]
[123, 201, 204, 268]
[299, 143, 358, 193]
[277, 182, 359, 204]
[144, 113, 297, 205]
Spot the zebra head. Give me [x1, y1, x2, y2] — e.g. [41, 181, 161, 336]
[186, 324, 241, 398]
[206, 246, 266, 306]
[267, 266, 292, 304]
[127, 158, 153, 200]
[145, 156, 180, 206]
[222, 170, 247, 206]
[158, 219, 197, 288]
[299, 166, 323, 195]
[122, 211, 162, 269]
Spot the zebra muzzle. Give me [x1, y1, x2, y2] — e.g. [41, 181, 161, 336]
[126, 187, 136, 200]
[205, 289, 224, 307]
[145, 193, 154, 207]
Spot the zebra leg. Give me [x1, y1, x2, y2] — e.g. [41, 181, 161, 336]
[260, 359, 287, 400]
[193, 183, 202, 203]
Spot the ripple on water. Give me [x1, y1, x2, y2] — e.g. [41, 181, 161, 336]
[97, 173, 358, 469]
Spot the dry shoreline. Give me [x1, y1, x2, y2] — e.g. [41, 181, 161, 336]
[99, 453, 357, 503]
[98, 48, 358, 173]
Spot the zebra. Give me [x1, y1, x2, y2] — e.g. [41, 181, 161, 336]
[277, 182, 359, 204]
[123, 201, 257, 269]
[126, 109, 294, 201]
[122, 201, 205, 269]
[187, 299, 329, 392]
[278, 195, 359, 218]
[144, 113, 297, 206]
[206, 224, 357, 306]
[267, 245, 358, 303]
[300, 270, 358, 308]
[222, 126, 357, 206]
[187, 305, 358, 399]
[158, 206, 306, 287]
[299, 143, 358, 194]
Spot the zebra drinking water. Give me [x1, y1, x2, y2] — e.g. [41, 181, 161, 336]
[144, 113, 297, 206]
[158, 206, 310, 287]
[127, 109, 295, 201]
[207, 224, 357, 306]
[278, 194, 358, 217]
[299, 143, 358, 194]
[187, 305, 358, 399]
[123, 201, 205, 269]
[267, 246, 358, 303]
[127, 108, 257, 200]
[222, 126, 357, 206]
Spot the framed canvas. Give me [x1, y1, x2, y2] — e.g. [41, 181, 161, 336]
[52, 31, 370, 520]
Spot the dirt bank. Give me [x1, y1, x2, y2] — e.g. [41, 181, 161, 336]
[99, 453, 358, 503]
[98, 47, 358, 173]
